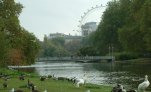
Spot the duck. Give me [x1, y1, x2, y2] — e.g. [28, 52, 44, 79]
[85, 89, 90, 92]
[31, 85, 39, 92]
[75, 78, 85, 87]
[111, 84, 126, 92]
[40, 76, 46, 81]
[10, 88, 15, 92]
[138, 75, 150, 92]
[27, 79, 34, 89]
[19, 74, 24, 80]
[3, 81, 7, 88]
[127, 89, 137, 92]
[10, 88, 23, 92]
[43, 89, 47, 92]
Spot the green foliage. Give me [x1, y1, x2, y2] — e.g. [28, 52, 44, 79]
[51, 37, 65, 46]
[0, 0, 23, 34]
[0, 0, 40, 66]
[21, 29, 40, 64]
[41, 36, 69, 57]
[141, 0, 151, 51]
[78, 46, 99, 56]
[0, 31, 10, 67]
[91, 0, 128, 55]
[64, 40, 82, 55]
[114, 52, 138, 60]
[118, 25, 145, 52]
[118, 0, 151, 54]
[89, 0, 151, 58]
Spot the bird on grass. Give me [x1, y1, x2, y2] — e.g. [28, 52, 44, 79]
[85, 89, 90, 92]
[75, 78, 85, 87]
[31, 85, 39, 92]
[10, 88, 23, 92]
[3, 81, 7, 88]
[127, 89, 137, 92]
[10, 88, 15, 92]
[111, 84, 126, 92]
[43, 89, 47, 92]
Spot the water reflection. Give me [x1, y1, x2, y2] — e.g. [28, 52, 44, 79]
[33, 61, 151, 90]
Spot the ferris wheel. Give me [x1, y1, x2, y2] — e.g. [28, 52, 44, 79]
[74, 4, 107, 35]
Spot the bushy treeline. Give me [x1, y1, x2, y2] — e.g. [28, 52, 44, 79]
[39, 33, 84, 57]
[88, 0, 151, 59]
[0, 0, 40, 67]
[39, 35, 70, 57]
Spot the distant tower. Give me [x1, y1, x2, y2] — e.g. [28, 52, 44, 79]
[76, 5, 106, 36]
[81, 22, 98, 37]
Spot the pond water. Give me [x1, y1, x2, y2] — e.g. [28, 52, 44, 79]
[28, 61, 151, 90]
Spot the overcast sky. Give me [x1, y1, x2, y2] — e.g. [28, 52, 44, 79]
[16, 0, 111, 41]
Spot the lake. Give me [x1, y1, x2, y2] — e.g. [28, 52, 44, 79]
[31, 61, 151, 90]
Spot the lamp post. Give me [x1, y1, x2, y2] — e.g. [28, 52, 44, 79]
[109, 44, 114, 62]
[109, 45, 111, 56]
[111, 45, 114, 62]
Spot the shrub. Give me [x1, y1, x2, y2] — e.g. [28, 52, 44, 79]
[114, 52, 138, 60]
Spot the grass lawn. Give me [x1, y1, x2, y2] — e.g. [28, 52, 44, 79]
[0, 76, 112, 92]
[0, 68, 112, 92]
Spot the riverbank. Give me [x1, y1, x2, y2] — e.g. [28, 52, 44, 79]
[0, 68, 112, 92]
[116, 58, 151, 63]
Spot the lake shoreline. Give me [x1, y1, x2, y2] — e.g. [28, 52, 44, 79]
[0, 68, 112, 92]
[116, 58, 151, 63]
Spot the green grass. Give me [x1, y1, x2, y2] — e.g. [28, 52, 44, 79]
[0, 77, 112, 92]
[0, 68, 112, 92]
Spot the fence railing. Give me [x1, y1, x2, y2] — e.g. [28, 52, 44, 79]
[37, 56, 115, 61]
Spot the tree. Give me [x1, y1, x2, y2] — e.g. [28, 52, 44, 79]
[0, 31, 9, 67]
[141, 0, 151, 52]
[21, 29, 40, 64]
[40, 36, 69, 57]
[118, 0, 151, 55]
[92, 0, 128, 55]
[51, 37, 65, 47]
[78, 46, 99, 56]
[64, 40, 81, 55]
[0, 0, 23, 34]
[89, 0, 151, 58]
[0, 0, 40, 66]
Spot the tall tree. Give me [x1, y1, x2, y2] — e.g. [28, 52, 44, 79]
[0, 31, 9, 67]
[118, 0, 151, 55]
[0, 0, 40, 65]
[92, 0, 130, 55]
[90, 0, 151, 57]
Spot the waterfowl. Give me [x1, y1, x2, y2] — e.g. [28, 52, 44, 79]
[138, 75, 150, 92]
[75, 78, 85, 87]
